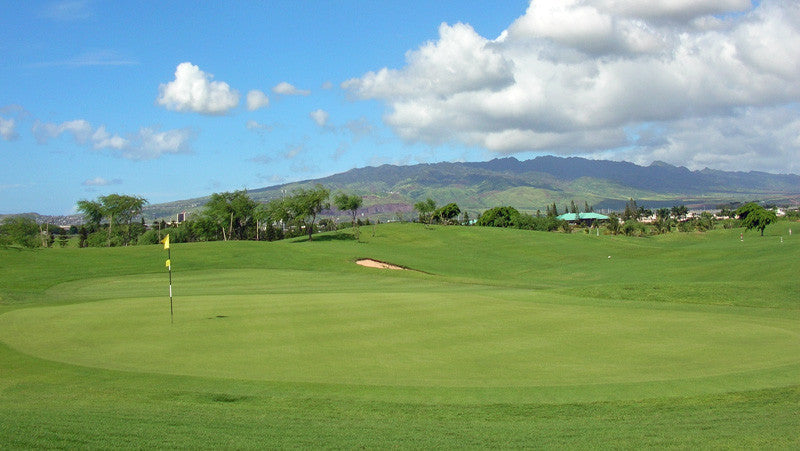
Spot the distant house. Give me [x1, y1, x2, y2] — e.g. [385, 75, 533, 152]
[557, 212, 610, 225]
[177, 211, 188, 223]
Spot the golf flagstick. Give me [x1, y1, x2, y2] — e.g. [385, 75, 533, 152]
[161, 234, 173, 324]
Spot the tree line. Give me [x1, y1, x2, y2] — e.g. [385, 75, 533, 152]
[133, 185, 365, 246]
[0, 191, 790, 248]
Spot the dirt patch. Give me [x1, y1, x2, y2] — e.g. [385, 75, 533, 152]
[356, 258, 407, 270]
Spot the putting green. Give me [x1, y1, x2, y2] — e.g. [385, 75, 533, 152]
[2, 270, 798, 396]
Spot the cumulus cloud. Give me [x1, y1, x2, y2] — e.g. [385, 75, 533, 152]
[31, 119, 192, 160]
[344, 0, 800, 172]
[91, 126, 128, 149]
[310, 109, 330, 127]
[82, 177, 122, 187]
[605, 106, 800, 174]
[272, 81, 310, 96]
[128, 126, 193, 160]
[0, 117, 18, 141]
[246, 90, 270, 111]
[33, 119, 109, 146]
[157, 62, 239, 115]
[344, 22, 514, 99]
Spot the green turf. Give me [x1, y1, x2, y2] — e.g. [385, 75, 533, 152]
[1, 222, 799, 448]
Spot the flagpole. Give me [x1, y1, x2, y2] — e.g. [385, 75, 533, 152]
[168, 245, 173, 324]
[161, 234, 173, 324]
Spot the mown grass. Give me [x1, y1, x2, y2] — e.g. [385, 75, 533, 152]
[1, 222, 799, 448]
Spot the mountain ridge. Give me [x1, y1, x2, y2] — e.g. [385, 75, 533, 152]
[5, 156, 799, 223]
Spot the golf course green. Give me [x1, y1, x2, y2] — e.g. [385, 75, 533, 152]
[1, 222, 798, 447]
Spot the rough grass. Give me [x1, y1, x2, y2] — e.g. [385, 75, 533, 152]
[1, 221, 798, 448]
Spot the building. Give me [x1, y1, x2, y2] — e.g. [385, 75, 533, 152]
[557, 212, 610, 225]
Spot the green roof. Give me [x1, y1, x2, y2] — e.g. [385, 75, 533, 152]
[557, 212, 610, 221]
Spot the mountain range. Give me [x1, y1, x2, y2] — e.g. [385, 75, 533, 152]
[7, 156, 800, 224]
[147, 156, 800, 221]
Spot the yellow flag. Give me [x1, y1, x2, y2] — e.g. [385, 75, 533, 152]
[165, 259, 171, 268]
[161, 234, 170, 249]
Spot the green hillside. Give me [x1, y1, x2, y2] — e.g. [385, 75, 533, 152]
[135, 156, 800, 221]
[1, 223, 798, 447]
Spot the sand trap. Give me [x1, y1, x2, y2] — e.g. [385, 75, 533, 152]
[356, 259, 406, 270]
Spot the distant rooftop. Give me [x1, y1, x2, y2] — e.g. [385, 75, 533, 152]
[557, 212, 610, 221]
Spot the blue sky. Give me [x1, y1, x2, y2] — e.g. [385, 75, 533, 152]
[2, 0, 799, 215]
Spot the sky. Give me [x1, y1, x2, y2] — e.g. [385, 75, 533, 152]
[2, 0, 799, 215]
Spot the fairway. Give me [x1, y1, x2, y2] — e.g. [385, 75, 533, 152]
[1, 223, 799, 447]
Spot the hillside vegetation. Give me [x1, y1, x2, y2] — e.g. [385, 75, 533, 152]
[140, 156, 800, 220]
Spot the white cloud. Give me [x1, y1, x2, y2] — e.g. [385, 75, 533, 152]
[91, 126, 128, 149]
[344, 0, 800, 172]
[272, 81, 310, 96]
[31, 118, 191, 160]
[33, 119, 93, 144]
[605, 106, 800, 174]
[128, 126, 193, 160]
[310, 109, 330, 127]
[157, 62, 239, 115]
[33, 119, 129, 150]
[0, 117, 18, 141]
[343, 22, 514, 99]
[321, 81, 334, 90]
[246, 90, 269, 111]
[598, 0, 752, 23]
[82, 177, 122, 187]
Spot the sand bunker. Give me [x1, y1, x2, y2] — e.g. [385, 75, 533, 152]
[356, 259, 406, 270]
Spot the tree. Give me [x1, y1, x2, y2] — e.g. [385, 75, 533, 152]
[434, 203, 461, 225]
[735, 202, 777, 236]
[695, 212, 715, 232]
[76, 199, 104, 231]
[77, 195, 147, 246]
[288, 184, 330, 241]
[202, 190, 259, 241]
[58, 229, 69, 248]
[333, 192, 363, 239]
[623, 198, 640, 221]
[0, 216, 40, 248]
[653, 208, 674, 234]
[671, 204, 688, 221]
[414, 198, 436, 224]
[477, 206, 520, 228]
[253, 204, 269, 241]
[99, 194, 147, 245]
[606, 213, 621, 235]
[266, 198, 293, 236]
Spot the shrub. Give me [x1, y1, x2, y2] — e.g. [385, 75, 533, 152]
[477, 206, 520, 228]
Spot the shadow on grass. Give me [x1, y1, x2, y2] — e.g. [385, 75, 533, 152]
[291, 232, 358, 243]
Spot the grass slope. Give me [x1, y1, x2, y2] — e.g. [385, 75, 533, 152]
[1, 222, 799, 448]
